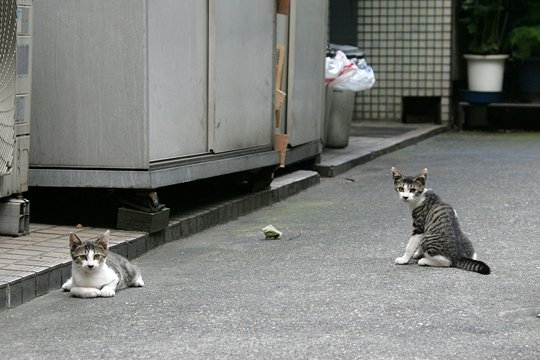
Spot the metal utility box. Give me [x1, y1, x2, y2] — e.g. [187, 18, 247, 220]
[0, 0, 32, 199]
[29, 0, 280, 189]
[0, 0, 32, 236]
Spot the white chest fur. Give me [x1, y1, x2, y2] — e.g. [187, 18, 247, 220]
[72, 263, 119, 289]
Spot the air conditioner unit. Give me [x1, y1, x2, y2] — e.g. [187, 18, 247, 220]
[0, 0, 32, 236]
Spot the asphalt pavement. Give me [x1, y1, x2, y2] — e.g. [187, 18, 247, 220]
[0, 131, 538, 359]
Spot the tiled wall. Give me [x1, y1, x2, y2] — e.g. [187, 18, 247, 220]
[355, 0, 453, 123]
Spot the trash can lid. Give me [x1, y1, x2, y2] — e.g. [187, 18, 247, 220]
[328, 43, 365, 59]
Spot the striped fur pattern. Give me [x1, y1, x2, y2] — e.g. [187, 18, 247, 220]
[62, 230, 144, 298]
[392, 167, 490, 275]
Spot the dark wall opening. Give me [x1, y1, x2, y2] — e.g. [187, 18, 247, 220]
[329, 0, 358, 46]
[402, 97, 441, 124]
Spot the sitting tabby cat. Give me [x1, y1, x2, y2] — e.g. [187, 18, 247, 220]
[391, 167, 490, 275]
[62, 230, 144, 297]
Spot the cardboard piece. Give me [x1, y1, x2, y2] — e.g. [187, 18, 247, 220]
[276, 0, 290, 15]
[274, 133, 289, 168]
[274, 43, 288, 167]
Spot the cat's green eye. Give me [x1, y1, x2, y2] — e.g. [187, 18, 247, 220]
[398, 186, 404, 192]
[94, 254, 102, 260]
[78, 255, 87, 261]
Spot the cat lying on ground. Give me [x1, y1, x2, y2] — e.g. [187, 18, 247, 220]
[62, 230, 144, 297]
[391, 167, 490, 275]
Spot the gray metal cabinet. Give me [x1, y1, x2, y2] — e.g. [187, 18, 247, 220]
[209, 0, 274, 153]
[148, 0, 209, 161]
[31, 0, 148, 169]
[286, 0, 327, 147]
[30, 0, 278, 188]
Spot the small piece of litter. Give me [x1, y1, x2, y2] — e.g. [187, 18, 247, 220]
[262, 224, 282, 239]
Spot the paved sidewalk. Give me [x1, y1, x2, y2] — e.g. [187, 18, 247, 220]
[0, 131, 538, 359]
[0, 122, 443, 311]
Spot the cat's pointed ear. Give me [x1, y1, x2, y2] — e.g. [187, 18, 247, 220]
[96, 230, 110, 249]
[414, 168, 428, 185]
[69, 233, 83, 250]
[391, 167, 404, 182]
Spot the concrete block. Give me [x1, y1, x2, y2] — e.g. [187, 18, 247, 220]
[8, 281, 22, 308]
[196, 213, 205, 233]
[0, 284, 7, 312]
[146, 232, 158, 249]
[61, 264, 71, 283]
[111, 242, 128, 258]
[136, 236, 147, 257]
[165, 223, 180, 243]
[127, 241, 138, 260]
[22, 275, 36, 303]
[207, 207, 219, 228]
[230, 200, 240, 220]
[240, 197, 251, 216]
[36, 271, 49, 297]
[154, 231, 167, 247]
[261, 189, 272, 207]
[117, 207, 170, 233]
[183, 215, 197, 237]
[48, 266, 63, 290]
[0, 198, 30, 236]
[218, 203, 229, 224]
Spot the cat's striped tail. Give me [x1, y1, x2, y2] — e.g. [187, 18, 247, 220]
[455, 258, 490, 275]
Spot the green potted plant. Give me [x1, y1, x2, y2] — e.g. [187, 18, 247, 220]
[509, 26, 540, 59]
[461, 0, 510, 92]
[508, 0, 540, 97]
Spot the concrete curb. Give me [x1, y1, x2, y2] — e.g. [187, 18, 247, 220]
[0, 170, 320, 311]
[114, 170, 321, 259]
[315, 125, 447, 177]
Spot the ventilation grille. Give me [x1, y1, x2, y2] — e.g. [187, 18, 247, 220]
[0, 0, 17, 176]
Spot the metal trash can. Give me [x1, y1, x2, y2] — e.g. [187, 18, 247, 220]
[325, 87, 355, 148]
[327, 43, 365, 60]
[324, 43, 365, 148]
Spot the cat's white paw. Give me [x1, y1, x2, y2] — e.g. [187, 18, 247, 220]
[70, 287, 101, 298]
[99, 287, 116, 297]
[62, 278, 73, 291]
[133, 276, 144, 287]
[395, 256, 410, 265]
[418, 255, 451, 267]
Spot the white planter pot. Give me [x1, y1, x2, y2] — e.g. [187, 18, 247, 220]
[464, 54, 509, 92]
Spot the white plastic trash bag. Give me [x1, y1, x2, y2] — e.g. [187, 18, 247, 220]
[325, 50, 376, 92]
[331, 58, 376, 92]
[325, 56, 344, 82]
